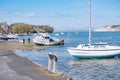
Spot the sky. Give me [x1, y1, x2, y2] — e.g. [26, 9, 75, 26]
[0, 0, 120, 31]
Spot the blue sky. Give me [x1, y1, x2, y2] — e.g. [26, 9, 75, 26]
[0, 0, 120, 31]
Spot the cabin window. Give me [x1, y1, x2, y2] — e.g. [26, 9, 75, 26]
[45, 37, 49, 39]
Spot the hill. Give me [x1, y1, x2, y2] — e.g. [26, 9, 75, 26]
[94, 25, 120, 32]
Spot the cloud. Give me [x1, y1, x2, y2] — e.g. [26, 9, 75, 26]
[22, 13, 37, 17]
[22, 13, 78, 18]
[46, 14, 78, 18]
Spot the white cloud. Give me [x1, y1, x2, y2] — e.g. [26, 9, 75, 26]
[23, 13, 36, 17]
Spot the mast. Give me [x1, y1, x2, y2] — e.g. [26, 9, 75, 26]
[88, 0, 92, 45]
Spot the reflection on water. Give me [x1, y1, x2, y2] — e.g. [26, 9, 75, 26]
[68, 59, 120, 80]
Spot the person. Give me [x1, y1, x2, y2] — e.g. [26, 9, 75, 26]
[28, 38, 30, 44]
[23, 38, 25, 44]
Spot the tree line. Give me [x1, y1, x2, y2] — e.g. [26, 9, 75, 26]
[0, 22, 54, 34]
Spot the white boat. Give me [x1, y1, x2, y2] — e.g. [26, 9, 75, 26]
[0, 34, 18, 40]
[7, 34, 18, 39]
[67, 44, 120, 58]
[67, 0, 120, 59]
[61, 32, 64, 35]
[33, 33, 64, 46]
[55, 33, 59, 36]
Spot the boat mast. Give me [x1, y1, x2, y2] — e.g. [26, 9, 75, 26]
[88, 0, 92, 46]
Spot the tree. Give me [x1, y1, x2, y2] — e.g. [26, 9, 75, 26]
[41, 25, 54, 33]
[10, 23, 33, 34]
[5, 23, 54, 34]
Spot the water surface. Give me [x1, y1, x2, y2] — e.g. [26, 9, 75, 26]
[16, 32, 120, 80]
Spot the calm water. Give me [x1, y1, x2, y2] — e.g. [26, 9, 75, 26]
[16, 32, 120, 80]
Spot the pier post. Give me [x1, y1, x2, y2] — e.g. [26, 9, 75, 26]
[53, 55, 57, 73]
[48, 53, 53, 71]
[48, 53, 58, 73]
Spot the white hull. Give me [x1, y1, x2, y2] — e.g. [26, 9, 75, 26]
[7, 34, 18, 38]
[67, 45, 120, 58]
[34, 39, 64, 46]
[33, 33, 64, 46]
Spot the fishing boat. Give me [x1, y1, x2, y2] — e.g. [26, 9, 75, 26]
[33, 33, 64, 46]
[67, 0, 120, 58]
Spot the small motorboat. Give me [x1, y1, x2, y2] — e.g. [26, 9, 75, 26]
[0, 34, 18, 40]
[33, 33, 64, 46]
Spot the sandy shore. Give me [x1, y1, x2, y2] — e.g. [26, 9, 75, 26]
[0, 49, 70, 80]
[0, 40, 48, 50]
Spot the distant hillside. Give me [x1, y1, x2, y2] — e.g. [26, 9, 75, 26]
[0, 22, 54, 33]
[0, 22, 9, 33]
[94, 25, 120, 32]
[0, 27, 5, 33]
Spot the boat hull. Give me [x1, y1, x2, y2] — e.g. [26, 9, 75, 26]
[35, 40, 64, 46]
[67, 48, 120, 59]
[34, 39, 64, 46]
[33, 33, 64, 46]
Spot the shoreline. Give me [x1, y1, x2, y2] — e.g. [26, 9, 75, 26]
[0, 41, 71, 80]
[0, 40, 48, 50]
[0, 49, 70, 80]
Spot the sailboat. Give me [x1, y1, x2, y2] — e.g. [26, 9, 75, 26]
[67, 0, 120, 58]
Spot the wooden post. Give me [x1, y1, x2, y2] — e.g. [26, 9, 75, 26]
[48, 53, 58, 73]
[48, 54, 53, 71]
[53, 55, 57, 73]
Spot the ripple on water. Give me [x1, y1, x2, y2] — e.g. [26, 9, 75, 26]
[67, 59, 120, 80]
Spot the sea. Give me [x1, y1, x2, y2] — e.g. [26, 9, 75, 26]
[15, 32, 120, 80]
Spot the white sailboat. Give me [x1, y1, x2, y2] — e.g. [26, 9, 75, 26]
[67, 0, 120, 58]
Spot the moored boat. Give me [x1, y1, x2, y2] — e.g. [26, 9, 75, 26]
[0, 34, 18, 40]
[67, 0, 120, 59]
[67, 44, 120, 58]
[33, 33, 64, 46]
[7, 34, 18, 39]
